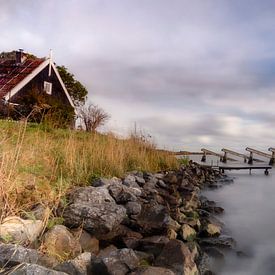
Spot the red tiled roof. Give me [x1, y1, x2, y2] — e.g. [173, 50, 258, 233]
[0, 57, 45, 100]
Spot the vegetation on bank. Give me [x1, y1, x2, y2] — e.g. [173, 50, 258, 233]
[0, 120, 179, 219]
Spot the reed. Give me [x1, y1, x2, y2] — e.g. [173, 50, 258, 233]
[0, 120, 179, 218]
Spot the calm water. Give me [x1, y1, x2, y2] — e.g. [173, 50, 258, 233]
[203, 170, 275, 275]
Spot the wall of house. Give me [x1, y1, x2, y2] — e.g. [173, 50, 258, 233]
[10, 64, 72, 107]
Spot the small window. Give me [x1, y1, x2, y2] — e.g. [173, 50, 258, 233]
[44, 81, 52, 95]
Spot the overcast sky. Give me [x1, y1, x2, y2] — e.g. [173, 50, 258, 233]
[1, 0, 275, 151]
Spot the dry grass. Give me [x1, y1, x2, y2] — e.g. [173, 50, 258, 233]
[0, 120, 179, 218]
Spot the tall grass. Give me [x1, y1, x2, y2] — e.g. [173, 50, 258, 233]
[0, 120, 179, 218]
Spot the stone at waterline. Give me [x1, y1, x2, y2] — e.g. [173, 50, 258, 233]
[155, 239, 199, 275]
[43, 225, 82, 260]
[199, 235, 236, 249]
[0, 216, 43, 244]
[6, 263, 68, 275]
[91, 248, 139, 275]
[180, 224, 196, 241]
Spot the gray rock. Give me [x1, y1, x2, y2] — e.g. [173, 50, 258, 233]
[7, 263, 68, 275]
[54, 252, 93, 275]
[63, 186, 127, 238]
[108, 184, 138, 203]
[123, 175, 140, 188]
[135, 176, 145, 186]
[63, 202, 126, 238]
[91, 248, 139, 275]
[92, 177, 122, 187]
[125, 202, 142, 215]
[199, 235, 236, 249]
[0, 244, 40, 267]
[68, 186, 115, 204]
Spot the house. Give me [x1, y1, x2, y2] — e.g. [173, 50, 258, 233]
[0, 49, 75, 123]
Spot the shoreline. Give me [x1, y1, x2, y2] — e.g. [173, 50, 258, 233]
[0, 162, 235, 274]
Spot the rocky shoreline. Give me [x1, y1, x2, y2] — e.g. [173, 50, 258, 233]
[0, 162, 235, 274]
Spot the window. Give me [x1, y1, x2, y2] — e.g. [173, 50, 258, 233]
[44, 81, 52, 95]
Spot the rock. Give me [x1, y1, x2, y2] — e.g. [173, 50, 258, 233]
[91, 248, 139, 275]
[131, 266, 176, 275]
[7, 263, 68, 275]
[92, 177, 122, 187]
[43, 225, 81, 260]
[134, 235, 169, 257]
[135, 176, 146, 186]
[197, 252, 212, 275]
[199, 235, 236, 249]
[136, 204, 170, 234]
[98, 245, 118, 257]
[123, 175, 140, 189]
[125, 201, 142, 216]
[54, 252, 93, 275]
[167, 229, 177, 240]
[0, 243, 44, 267]
[180, 224, 196, 241]
[204, 247, 224, 258]
[0, 216, 43, 244]
[63, 186, 127, 238]
[108, 184, 138, 203]
[155, 239, 199, 275]
[205, 223, 221, 237]
[167, 217, 181, 232]
[29, 204, 49, 220]
[157, 180, 167, 189]
[68, 186, 115, 204]
[71, 229, 99, 254]
[163, 173, 178, 185]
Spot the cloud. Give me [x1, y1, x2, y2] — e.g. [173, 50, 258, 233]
[1, 0, 275, 150]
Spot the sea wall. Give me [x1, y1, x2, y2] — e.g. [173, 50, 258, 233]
[0, 162, 233, 274]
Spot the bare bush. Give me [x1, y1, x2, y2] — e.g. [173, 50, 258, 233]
[78, 103, 110, 132]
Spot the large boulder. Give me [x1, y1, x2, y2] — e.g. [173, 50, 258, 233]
[91, 248, 139, 275]
[180, 224, 196, 241]
[155, 239, 199, 275]
[63, 186, 127, 238]
[43, 225, 82, 260]
[0, 216, 43, 244]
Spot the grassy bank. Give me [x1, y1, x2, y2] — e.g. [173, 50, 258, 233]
[0, 120, 179, 218]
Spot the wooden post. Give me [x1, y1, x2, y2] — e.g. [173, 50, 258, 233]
[248, 152, 253, 165]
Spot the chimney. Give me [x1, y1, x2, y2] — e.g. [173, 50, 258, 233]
[15, 49, 24, 64]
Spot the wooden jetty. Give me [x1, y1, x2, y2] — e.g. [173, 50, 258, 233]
[221, 148, 263, 163]
[201, 148, 237, 162]
[202, 163, 272, 175]
[246, 147, 275, 165]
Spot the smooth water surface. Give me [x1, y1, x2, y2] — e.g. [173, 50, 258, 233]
[203, 170, 275, 275]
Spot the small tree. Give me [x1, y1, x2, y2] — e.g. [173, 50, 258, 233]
[79, 103, 110, 132]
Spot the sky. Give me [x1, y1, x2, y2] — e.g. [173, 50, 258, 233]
[1, 0, 275, 152]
